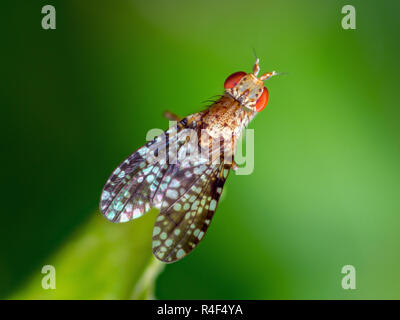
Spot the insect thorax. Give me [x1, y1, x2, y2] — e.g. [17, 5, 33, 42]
[198, 95, 256, 162]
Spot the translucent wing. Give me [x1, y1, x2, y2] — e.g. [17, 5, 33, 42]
[100, 110, 233, 263]
[99, 113, 202, 223]
[152, 162, 231, 263]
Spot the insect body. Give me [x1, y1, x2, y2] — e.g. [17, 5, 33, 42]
[100, 59, 278, 263]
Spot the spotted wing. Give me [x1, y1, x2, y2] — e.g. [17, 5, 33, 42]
[99, 114, 201, 223]
[152, 162, 231, 263]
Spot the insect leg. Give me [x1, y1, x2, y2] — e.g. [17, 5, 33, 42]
[163, 110, 182, 121]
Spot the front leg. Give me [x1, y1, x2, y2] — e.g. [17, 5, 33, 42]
[163, 110, 182, 122]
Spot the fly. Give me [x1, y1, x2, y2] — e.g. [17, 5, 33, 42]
[99, 58, 278, 263]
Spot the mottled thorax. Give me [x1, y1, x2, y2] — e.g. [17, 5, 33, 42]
[198, 94, 257, 161]
[202, 94, 256, 140]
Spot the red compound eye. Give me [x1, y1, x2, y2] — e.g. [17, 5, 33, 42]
[224, 71, 246, 89]
[255, 87, 269, 112]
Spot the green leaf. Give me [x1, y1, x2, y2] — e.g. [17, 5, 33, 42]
[10, 210, 164, 300]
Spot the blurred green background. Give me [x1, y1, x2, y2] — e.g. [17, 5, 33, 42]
[2, 0, 400, 299]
